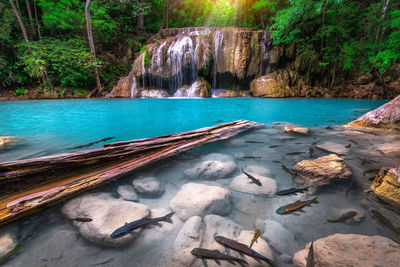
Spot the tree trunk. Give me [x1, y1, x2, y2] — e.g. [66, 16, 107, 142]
[137, 13, 144, 32]
[9, 0, 51, 87]
[376, 0, 390, 42]
[85, 0, 102, 97]
[33, 0, 41, 39]
[260, 12, 265, 29]
[25, 0, 36, 38]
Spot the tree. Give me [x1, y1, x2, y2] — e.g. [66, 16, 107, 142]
[85, 0, 102, 97]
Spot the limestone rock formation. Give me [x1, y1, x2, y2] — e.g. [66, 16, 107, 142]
[292, 154, 352, 190]
[173, 78, 211, 97]
[250, 70, 292, 97]
[184, 153, 236, 180]
[346, 95, 400, 130]
[293, 234, 400, 267]
[132, 176, 165, 198]
[370, 166, 400, 209]
[61, 192, 150, 247]
[169, 183, 232, 221]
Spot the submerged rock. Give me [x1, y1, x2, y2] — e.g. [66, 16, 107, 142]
[184, 153, 236, 180]
[315, 141, 349, 155]
[172, 216, 205, 266]
[261, 220, 297, 255]
[0, 136, 18, 150]
[169, 183, 232, 221]
[214, 89, 240, 98]
[292, 154, 352, 190]
[283, 125, 310, 135]
[370, 166, 400, 209]
[229, 173, 277, 197]
[117, 185, 139, 202]
[0, 225, 18, 258]
[346, 95, 400, 130]
[132, 176, 165, 198]
[61, 192, 150, 247]
[293, 234, 400, 267]
[378, 141, 400, 155]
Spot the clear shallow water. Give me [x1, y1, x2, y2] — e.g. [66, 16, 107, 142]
[0, 98, 386, 162]
[1, 98, 399, 267]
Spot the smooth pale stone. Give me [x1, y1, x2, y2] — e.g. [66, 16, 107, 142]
[284, 125, 310, 135]
[293, 234, 400, 267]
[230, 173, 277, 197]
[0, 225, 18, 258]
[117, 185, 139, 202]
[184, 153, 236, 180]
[262, 220, 297, 255]
[62, 192, 150, 247]
[315, 141, 349, 155]
[169, 183, 232, 221]
[132, 176, 165, 198]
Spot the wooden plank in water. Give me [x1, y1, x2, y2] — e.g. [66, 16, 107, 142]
[0, 120, 262, 225]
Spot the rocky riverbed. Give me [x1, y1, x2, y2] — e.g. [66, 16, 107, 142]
[1, 121, 400, 267]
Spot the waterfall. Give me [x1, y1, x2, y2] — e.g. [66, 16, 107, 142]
[187, 81, 198, 97]
[142, 54, 146, 89]
[167, 36, 197, 95]
[130, 77, 137, 98]
[212, 31, 222, 95]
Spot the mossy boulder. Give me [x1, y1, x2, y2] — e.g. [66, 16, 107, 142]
[370, 167, 400, 210]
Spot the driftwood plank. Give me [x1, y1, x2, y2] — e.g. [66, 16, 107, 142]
[0, 120, 262, 225]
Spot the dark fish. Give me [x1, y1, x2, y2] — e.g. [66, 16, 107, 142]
[242, 156, 262, 159]
[281, 165, 293, 175]
[69, 137, 116, 150]
[272, 160, 281, 163]
[269, 145, 282, 148]
[249, 229, 261, 249]
[215, 120, 223, 123]
[345, 144, 351, 148]
[309, 147, 314, 158]
[276, 197, 319, 215]
[0, 236, 33, 265]
[110, 212, 174, 239]
[370, 209, 400, 235]
[71, 217, 92, 222]
[245, 141, 264, 144]
[305, 241, 315, 267]
[191, 248, 248, 266]
[215, 236, 276, 266]
[327, 211, 357, 223]
[276, 187, 308, 196]
[241, 168, 262, 186]
[325, 125, 332, 129]
[362, 169, 380, 176]
[286, 152, 304, 156]
[349, 139, 359, 145]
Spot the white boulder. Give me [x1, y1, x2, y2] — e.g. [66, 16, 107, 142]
[184, 153, 236, 180]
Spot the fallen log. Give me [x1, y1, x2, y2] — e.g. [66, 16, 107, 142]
[0, 120, 262, 225]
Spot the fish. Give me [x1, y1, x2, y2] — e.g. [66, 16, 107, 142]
[0, 236, 33, 265]
[110, 212, 174, 239]
[215, 120, 223, 123]
[249, 229, 261, 249]
[69, 137, 116, 150]
[309, 147, 314, 158]
[345, 144, 351, 148]
[305, 241, 315, 267]
[242, 156, 262, 159]
[362, 169, 380, 176]
[370, 209, 400, 235]
[241, 168, 262, 186]
[245, 141, 264, 144]
[71, 217, 92, 222]
[276, 197, 319, 215]
[276, 187, 308, 196]
[326, 211, 357, 223]
[281, 165, 293, 175]
[214, 236, 276, 266]
[272, 160, 281, 163]
[286, 152, 304, 156]
[191, 248, 248, 266]
[269, 145, 282, 148]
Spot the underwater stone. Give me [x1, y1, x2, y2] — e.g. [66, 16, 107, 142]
[132, 176, 165, 198]
[0, 136, 18, 150]
[378, 141, 400, 155]
[292, 154, 352, 190]
[283, 125, 310, 135]
[169, 183, 232, 221]
[315, 141, 349, 155]
[172, 216, 204, 266]
[261, 220, 297, 255]
[0, 225, 18, 258]
[117, 185, 139, 202]
[370, 166, 400, 209]
[293, 234, 400, 267]
[61, 192, 150, 247]
[184, 153, 236, 180]
[230, 173, 277, 197]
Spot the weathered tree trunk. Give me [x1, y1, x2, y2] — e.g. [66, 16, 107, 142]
[9, 0, 51, 88]
[165, 0, 169, 29]
[33, 0, 41, 39]
[260, 12, 265, 29]
[25, 0, 36, 38]
[0, 120, 262, 225]
[85, 0, 102, 97]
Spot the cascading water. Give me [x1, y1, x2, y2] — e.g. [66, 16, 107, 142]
[142, 54, 146, 89]
[212, 31, 222, 95]
[130, 77, 138, 98]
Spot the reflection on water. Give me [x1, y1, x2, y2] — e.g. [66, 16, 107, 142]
[1, 124, 399, 267]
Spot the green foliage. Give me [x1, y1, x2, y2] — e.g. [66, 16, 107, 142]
[72, 88, 88, 98]
[10, 87, 28, 96]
